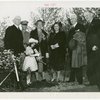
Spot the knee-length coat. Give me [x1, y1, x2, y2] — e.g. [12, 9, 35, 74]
[72, 31, 87, 68]
[48, 31, 66, 71]
[30, 28, 48, 71]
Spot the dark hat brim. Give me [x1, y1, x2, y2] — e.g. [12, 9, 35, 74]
[35, 20, 45, 25]
[21, 20, 28, 25]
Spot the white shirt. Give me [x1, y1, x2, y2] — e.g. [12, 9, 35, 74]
[14, 24, 19, 29]
[73, 22, 77, 27]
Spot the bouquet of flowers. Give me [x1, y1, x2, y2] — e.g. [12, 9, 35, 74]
[0, 50, 20, 70]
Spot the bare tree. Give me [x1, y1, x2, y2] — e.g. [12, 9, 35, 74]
[35, 7, 62, 33]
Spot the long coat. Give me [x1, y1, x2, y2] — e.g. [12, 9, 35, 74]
[72, 31, 87, 68]
[4, 25, 25, 54]
[48, 31, 66, 71]
[86, 17, 100, 85]
[30, 29, 48, 71]
[68, 23, 86, 68]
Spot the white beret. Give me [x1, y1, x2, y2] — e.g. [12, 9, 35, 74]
[29, 38, 38, 43]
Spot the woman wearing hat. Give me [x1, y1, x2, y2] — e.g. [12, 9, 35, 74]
[30, 20, 48, 81]
[22, 38, 40, 85]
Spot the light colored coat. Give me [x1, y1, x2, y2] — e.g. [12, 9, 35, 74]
[72, 31, 87, 68]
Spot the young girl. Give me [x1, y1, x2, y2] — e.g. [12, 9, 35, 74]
[22, 38, 40, 85]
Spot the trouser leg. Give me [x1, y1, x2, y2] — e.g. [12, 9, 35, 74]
[76, 67, 83, 84]
[69, 68, 75, 82]
[87, 66, 96, 85]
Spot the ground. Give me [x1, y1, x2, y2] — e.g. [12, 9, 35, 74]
[0, 81, 99, 92]
[0, 70, 99, 92]
[24, 82, 100, 92]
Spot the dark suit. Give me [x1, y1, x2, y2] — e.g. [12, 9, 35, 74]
[4, 25, 25, 55]
[86, 17, 100, 88]
[30, 28, 48, 71]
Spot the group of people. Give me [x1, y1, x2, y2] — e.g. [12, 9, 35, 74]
[3, 9, 100, 90]
[4, 16, 66, 89]
[68, 9, 100, 90]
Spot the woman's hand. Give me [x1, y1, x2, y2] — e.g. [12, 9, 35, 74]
[42, 33, 46, 40]
[30, 53, 40, 57]
[51, 43, 59, 50]
[35, 53, 40, 57]
[54, 43, 59, 48]
[36, 56, 44, 61]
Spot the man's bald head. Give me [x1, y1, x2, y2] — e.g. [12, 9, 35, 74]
[13, 16, 21, 26]
[70, 14, 77, 25]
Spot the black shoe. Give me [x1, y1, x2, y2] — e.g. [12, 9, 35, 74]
[20, 86, 26, 91]
[79, 83, 83, 85]
[84, 83, 95, 86]
[36, 80, 41, 83]
[66, 80, 74, 83]
[17, 82, 25, 91]
[41, 79, 46, 82]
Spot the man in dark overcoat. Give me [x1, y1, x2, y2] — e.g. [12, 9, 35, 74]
[4, 16, 25, 55]
[86, 10, 100, 89]
[4, 16, 25, 90]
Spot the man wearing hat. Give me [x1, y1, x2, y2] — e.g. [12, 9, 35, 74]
[4, 16, 25, 90]
[86, 9, 100, 89]
[67, 15, 86, 84]
[20, 20, 31, 85]
[30, 19, 48, 81]
[21, 20, 30, 48]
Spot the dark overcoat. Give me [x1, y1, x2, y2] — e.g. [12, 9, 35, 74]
[86, 17, 100, 86]
[4, 25, 25, 54]
[48, 31, 66, 71]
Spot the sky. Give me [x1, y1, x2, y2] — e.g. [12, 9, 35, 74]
[0, 1, 39, 21]
[0, 0, 97, 20]
[0, 1, 69, 26]
[0, 1, 68, 26]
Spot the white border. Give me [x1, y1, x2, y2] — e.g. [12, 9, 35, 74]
[0, 0, 100, 7]
[0, 0, 100, 99]
[0, 92, 100, 98]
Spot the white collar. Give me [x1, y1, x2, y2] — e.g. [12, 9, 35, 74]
[73, 22, 77, 27]
[14, 24, 19, 29]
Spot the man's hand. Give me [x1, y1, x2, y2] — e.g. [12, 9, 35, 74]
[46, 53, 49, 58]
[92, 45, 98, 51]
[51, 45, 55, 49]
